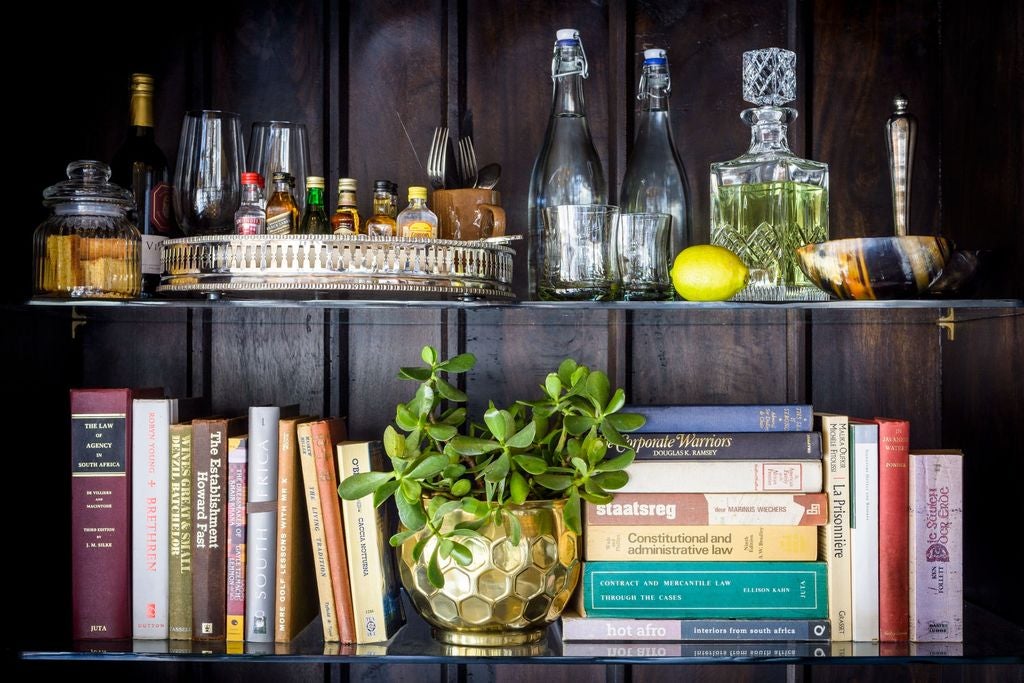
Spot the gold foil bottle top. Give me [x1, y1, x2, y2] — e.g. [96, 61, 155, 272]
[130, 73, 155, 94]
[129, 73, 155, 128]
[307, 176, 325, 189]
[338, 177, 357, 192]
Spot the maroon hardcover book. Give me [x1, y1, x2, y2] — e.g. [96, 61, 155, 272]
[70, 387, 162, 640]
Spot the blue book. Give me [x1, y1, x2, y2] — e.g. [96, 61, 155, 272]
[580, 561, 828, 619]
[625, 404, 813, 433]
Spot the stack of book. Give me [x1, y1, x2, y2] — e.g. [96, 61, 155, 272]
[564, 403, 831, 655]
[564, 404, 964, 653]
[69, 388, 404, 651]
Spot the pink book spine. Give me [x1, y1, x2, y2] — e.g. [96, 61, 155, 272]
[226, 437, 247, 640]
[909, 450, 963, 642]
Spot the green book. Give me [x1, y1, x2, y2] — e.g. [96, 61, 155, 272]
[580, 561, 828, 619]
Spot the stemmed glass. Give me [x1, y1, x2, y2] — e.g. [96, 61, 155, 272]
[247, 121, 310, 211]
[173, 110, 245, 236]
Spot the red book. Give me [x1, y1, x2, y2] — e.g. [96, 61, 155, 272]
[70, 387, 162, 640]
[876, 417, 911, 641]
[309, 417, 356, 643]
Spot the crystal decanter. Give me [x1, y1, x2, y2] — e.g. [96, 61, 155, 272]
[710, 48, 829, 301]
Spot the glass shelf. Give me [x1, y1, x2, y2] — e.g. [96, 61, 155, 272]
[23, 297, 1024, 311]
[18, 599, 1023, 665]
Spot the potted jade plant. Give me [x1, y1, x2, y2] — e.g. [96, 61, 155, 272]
[339, 346, 644, 646]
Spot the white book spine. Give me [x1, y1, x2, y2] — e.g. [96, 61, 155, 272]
[909, 451, 963, 641]
[246, 406, 281, 642]
[132, 398, 177, 639]
[619, 460, 822, 493]
[849, 422, 879, 641]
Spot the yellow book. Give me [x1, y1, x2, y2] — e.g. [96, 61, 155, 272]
[816, 412, 853, 641]
[337, 441, 405, 643]
[584, 525, 818, 561]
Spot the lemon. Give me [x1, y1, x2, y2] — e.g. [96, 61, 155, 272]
[670, 245, 749, 301]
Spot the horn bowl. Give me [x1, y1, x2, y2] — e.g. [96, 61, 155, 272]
[795, 236, 952, 300]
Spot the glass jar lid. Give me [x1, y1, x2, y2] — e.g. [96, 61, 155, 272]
[42, 160, 134, 209]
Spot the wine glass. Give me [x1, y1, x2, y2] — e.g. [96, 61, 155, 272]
[173, 110, 245, 236]
[247, 121, 310, 211]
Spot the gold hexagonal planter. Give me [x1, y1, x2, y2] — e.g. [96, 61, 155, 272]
[397, 499, 580, 647]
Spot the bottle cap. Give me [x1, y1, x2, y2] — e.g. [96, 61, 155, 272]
[271, 171, 290, 183]
[556, 28, 578, 43]
[643, 48, 667, 64]
[130, 73, 154, 93]
[374, 180, 391, 191]
[338, 177, 358, 191]
[742, 47, 796, 107]
[307, 176, 325, 189]
[241, 172, 261, 186]
[408, 186, 427, 201]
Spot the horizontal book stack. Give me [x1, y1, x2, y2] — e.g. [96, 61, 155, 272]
[70, 389, 406, 649]
[568, 404, 830, 644]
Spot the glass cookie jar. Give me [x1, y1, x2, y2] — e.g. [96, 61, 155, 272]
[33, 160, 141, 298]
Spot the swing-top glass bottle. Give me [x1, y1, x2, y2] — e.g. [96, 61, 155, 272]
[528, 28, 607, 299]
[620, 48, 691, 262]
[710, 48, 829, 301]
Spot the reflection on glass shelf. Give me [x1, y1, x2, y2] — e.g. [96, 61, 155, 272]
[22, 296, 1024, 311]
[17, 600, 1024, 664]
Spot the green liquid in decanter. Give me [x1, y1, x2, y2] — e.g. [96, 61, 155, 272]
[711, 180, 828, 299]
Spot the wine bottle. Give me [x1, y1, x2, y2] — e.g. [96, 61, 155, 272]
[111, 73, 179, 295]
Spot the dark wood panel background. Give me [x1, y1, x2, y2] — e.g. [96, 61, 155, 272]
[942, 311, 1024, 622]
[9, 0, 1024, 680]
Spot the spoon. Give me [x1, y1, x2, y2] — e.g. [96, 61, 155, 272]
[475, 162, 501, 189]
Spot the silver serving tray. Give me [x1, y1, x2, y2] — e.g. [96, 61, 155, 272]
[157, 234, 518, 300]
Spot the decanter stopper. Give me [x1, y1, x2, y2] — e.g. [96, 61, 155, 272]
[885, 95, 917, 237]
[742, 48, 796, 107]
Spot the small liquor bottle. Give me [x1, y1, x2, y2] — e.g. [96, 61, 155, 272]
[266, 172, 299, 235]
[710, 48, 829, 301]
[234, 172, 266, 235]
[330, 177, 360, 234]
[365, 180, 398, 237]
[386, 182, 399, 219]
[397, 186, 438, 239]
[299, 176, 331, 234]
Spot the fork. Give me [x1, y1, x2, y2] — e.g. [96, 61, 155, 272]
[427, 126, 449, 189]
[459, 137, 478, 188]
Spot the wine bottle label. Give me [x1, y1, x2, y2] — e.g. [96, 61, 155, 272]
[266, 210, 294, 235]
[141, 234, 166, 275]
[235, 216, 265, 236]
[149, 182, 174, 234]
